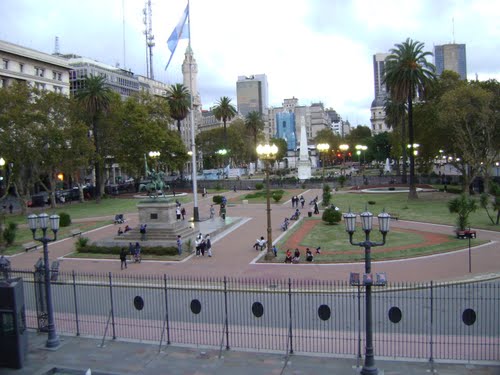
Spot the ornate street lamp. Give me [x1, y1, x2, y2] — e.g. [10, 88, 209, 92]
[356, 145, 367, 166]
[256, 143, 279, 260]
[28, 213, 61, 348]
[344, 208, 391, 375]
[317, 143, 330, 186]
[339, 144, 349, 173]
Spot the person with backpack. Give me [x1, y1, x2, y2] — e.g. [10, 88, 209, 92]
[205, 234, 212, 257]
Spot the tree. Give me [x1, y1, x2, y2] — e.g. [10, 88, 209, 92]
[269, 138, 288, 164]
[448, 194, 477, 231]
[212, 96, 237, 151]
[245, 111, 264, 165]
[166, 83, 190, 134]
[384, 38, 436, 199]
[347, 125, 371, 145]
[439, 84, 497, 193]
[384, 97, 407, 181]
[75, 75, 113, 202]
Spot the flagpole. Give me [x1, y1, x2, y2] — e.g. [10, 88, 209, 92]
[187, 0, 199, 222]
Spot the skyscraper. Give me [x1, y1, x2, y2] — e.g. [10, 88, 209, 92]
[236, 74, 269, 116]
[370, 53, 390, 134]
[434, 43, 467, 80]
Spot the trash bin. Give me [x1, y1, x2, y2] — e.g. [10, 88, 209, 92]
[308, 211, 313, 217]
[0, 278, 27, 369]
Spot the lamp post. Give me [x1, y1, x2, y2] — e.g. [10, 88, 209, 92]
[317, 143, 330, 186]
[495, 162, 499, 177]
[217, 149, 228, 179]
[339, 144, 349, 173]
[344, 209, 391, 375]
[356, 145, 367, 166]
[28, 213, 61, 349]
[256, 143, 279, 260]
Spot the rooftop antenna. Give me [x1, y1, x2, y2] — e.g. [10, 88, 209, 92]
[122, 0, 126, 69]
[54, 36, 60, 55]
[143, 0, 155, 79]
[452, 17, 455, 44]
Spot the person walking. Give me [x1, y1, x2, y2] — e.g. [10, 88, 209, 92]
[205, 234, 212, 257]
[300, 195, 305, 209]
[176, 206, 181, 220]
[195, 233, 203, 256]
[120, 248, 127, 270]
[181, 207, 186, 220]
[140, 224, 147, 241]
[176, 235, 182, 256]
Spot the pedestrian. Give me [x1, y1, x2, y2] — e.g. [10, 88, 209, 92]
[209, 205, 215, 219]
[128, 242, 134, 258]
[176, 206, 181, 220]
[314, 202, 319, 215]
[120, 247, 127, 270]
[140, 224, 147, 240]
[176, 235, 182, 255]
[272, 245, 278, 257]
[195, 233, 203, 256]
[200, 237, 207, 256]
[117, 227, 124, 236]
[205, 234, 212, 257]
[300, 196, 305, 209]
[181, 207, 186, 220]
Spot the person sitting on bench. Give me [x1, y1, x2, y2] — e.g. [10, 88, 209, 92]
[292, 248, 301, 264]
[306, 248, 313, 262]
[254, 236, 266, 251]
[284, 249, 293, 263]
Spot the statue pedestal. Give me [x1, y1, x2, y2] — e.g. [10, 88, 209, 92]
[297, 160, 312, 180]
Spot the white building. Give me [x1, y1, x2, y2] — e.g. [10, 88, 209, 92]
[0, 39, 70, 95]
[370, 53, 391, 134]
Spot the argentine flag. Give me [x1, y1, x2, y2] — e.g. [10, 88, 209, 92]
[165, 3, 189, 70]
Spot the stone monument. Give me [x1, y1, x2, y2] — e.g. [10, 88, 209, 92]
[297, 119, 312, 180]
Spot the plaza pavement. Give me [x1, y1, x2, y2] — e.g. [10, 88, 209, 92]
[8, 188, 500, 283]
[4, 189, 500, 375]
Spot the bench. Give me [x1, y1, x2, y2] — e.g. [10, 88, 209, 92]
[388, 213, 399, 221]
[23, 242, 38, 252]
[70, 228, 83, 237]
[456, 230, 476, 239]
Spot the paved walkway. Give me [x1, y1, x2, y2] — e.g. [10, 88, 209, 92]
[8, 189, 500, 283]
[3, 331, 500, 375]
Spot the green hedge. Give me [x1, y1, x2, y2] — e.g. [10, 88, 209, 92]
[77, 245, 178, 256]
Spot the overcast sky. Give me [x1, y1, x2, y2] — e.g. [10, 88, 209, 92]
[1, 0, 499, 126]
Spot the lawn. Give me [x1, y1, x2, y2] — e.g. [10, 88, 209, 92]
[272, 217, 487, 263]
[230, 189, 304, 205]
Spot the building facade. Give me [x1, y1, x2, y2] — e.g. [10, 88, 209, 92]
[0, 39, 70, 95]
[236, 74, 269, 117]
[370, 53, 390, 134]
[434, 43, 467, 80]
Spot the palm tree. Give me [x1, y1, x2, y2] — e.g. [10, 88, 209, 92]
[245, 111, 264, 165]
[384, 97, 407, 183]
[383, 38, 436, 199]
[212, 96, 237, 151]
[75, 75, 112, 202]
[167, 83, 190, 134]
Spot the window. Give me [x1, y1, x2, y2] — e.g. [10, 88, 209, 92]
[35, 67, 45, 77]
[52, 71, 62, 80]
[2, 59, 8, 69]
[19, 63, 24, 72]
[53, 86, 63, 94]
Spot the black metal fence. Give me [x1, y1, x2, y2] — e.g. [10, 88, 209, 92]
[10, 269, 500, 362]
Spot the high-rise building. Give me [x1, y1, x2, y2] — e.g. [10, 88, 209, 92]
[434, 43, 467, 80]
[370, 53, 390, 134]
[0, 39, 70, 95]
[236, 74, 268, 117]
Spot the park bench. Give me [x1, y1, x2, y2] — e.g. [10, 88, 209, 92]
[70, 228, 83, 237]
[456, 230, 476, 239]
[388, 212, 399, 221]
[23, 242, 38, 252]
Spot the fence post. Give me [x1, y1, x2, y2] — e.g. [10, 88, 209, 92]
[429, 281, 434, 366]
[288, 278, 293, 354]
[72, 270, 80, 336]
[224, 276, 230, 350]
[357, 285, 362, 366]
[164, 274, 170, 345]
[108, 272, 116, 340]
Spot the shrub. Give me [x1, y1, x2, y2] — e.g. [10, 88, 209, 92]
[75, 236, 90, 250]
[59, 212, 71, 227]
[3, 222, 18, 246]
[322, 208, 342, 225]
[76, 244, 178, 256]
[213, 195, 223, 204]
[272, 191, 283, 202]
[215, 183, 222, 191]
[338, 175, 347, 188]
[368, 201, 376, 205]
[448, 193, 477, 231]
[322, 184, 331, 207]
[255, 183, 264, 190]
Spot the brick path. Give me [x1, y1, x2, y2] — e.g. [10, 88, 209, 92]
[8, 189, 500, 283]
